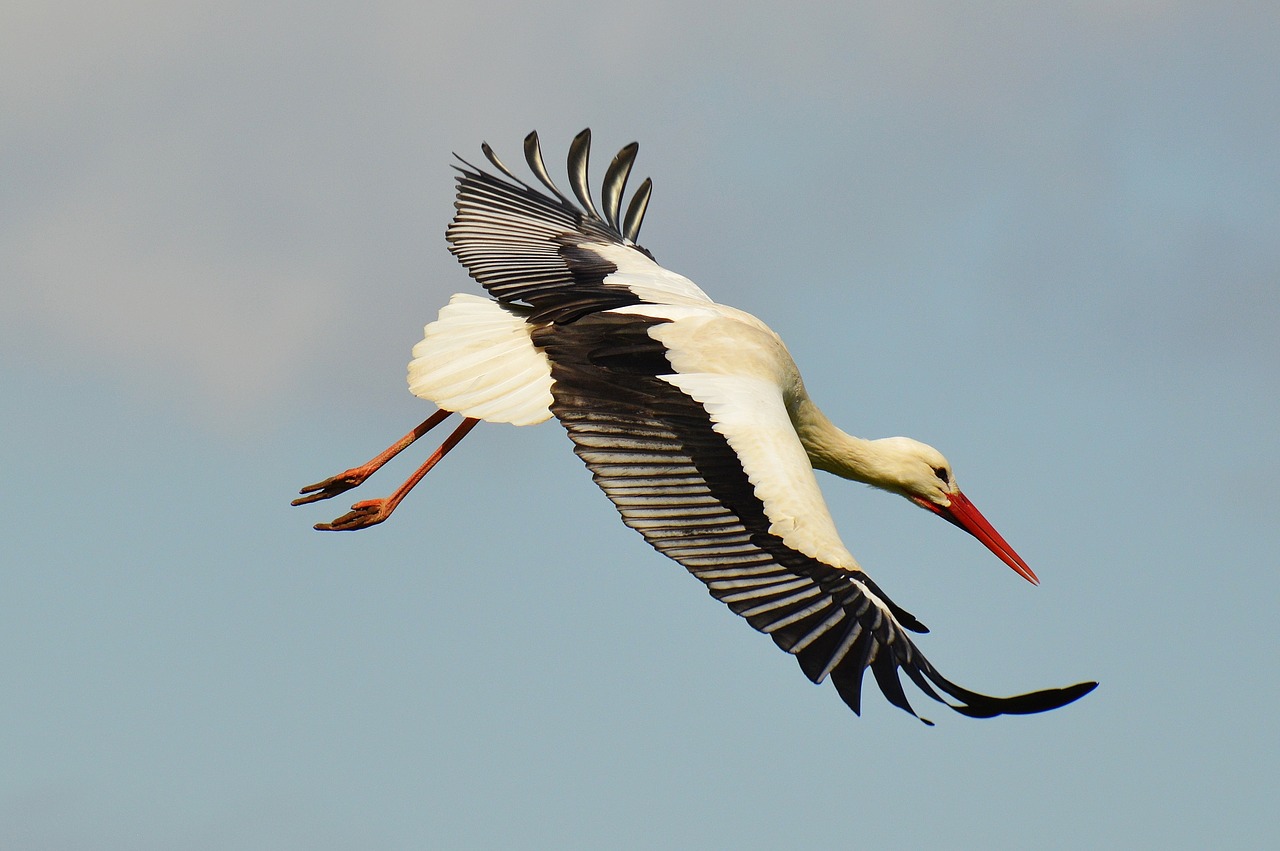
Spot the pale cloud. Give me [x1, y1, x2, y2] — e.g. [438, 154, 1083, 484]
[2, 0, 1276, 430]
[8, 194, 342, 424]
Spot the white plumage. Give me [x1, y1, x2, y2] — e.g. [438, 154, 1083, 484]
[296, 129, 1095, 723]
[408, 293, 553, 426]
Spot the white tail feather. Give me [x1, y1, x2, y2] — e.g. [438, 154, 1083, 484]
[407, 294, 553, 425]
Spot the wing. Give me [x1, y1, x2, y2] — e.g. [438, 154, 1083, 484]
[446, 129, 713, 324]
[532, 311, 1097, 723]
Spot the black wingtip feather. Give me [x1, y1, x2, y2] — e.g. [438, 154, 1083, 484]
[859, 574, 929, 634]
[601, 142, 639, 231]
[523, 131, 576, 208]
[999, 680, 1098, 715]
[871, 654, 921, 720]
[928, 669, 1099, 718]
[479, 141, 529, 188]
[831, 666, 865, 716]
[567, 129, 602, 220]
[622, 177, 652, 243]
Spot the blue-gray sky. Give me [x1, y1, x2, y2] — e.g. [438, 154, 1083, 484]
[3, 2, 1277, 848]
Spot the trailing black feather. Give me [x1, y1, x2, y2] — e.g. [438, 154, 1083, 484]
[522, 131, 576, 209]
[623, 178, 652, 244]
[566, 129, 602, 220]
[602, 142, 638, 231]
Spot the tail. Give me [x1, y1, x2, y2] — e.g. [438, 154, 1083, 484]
[407, 293, 554, 426]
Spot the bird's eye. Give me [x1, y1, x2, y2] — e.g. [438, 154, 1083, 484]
[933, 467, 950, 483]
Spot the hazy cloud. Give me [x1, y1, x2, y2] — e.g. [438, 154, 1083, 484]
[3, 1, 1276, 425]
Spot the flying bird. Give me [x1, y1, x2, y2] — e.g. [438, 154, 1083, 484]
[294, 129, 1096, 723]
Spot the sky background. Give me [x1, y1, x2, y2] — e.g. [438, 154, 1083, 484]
[2, 1, 1277, 848]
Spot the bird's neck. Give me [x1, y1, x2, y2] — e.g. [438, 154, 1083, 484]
[793, 400, 895, 488]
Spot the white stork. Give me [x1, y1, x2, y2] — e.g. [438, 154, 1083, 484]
[295, 129, 1096, 723]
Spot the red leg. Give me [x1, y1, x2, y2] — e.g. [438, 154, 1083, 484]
[314, 416, 481, 532]
[292, 409, 454, 507]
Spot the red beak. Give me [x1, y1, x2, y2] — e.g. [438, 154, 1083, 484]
[914, 490, 1040, 585]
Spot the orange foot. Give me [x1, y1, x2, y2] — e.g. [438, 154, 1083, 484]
[313, 499, 394, 532]
[292, 471, 370, 506]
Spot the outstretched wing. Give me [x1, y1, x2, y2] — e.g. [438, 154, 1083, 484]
[446, 129, 713, 324]
[445, 129, 1096, 721]
[532, 310, 1097, 723]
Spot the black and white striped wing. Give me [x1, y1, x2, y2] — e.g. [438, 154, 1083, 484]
[446, 129, 713, 324]
[533, 312, 1096, 723]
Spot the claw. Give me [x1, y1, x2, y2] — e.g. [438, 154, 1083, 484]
[314, 499, 392, 531]
[291, 471, 369, 506]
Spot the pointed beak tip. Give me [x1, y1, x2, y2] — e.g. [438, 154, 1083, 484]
[933, 490, 1040, 586]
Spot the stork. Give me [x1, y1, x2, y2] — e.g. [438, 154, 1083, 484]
[294, 129, 1096, 723]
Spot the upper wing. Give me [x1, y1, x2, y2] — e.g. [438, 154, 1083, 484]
[446, 129, 713, 324]
[532, 310, 1097, 723]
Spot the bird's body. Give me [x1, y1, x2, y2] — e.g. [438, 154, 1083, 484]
[296, 129, 1095, 723]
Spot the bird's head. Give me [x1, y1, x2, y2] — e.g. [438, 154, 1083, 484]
[871, 437, 1039, 585]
